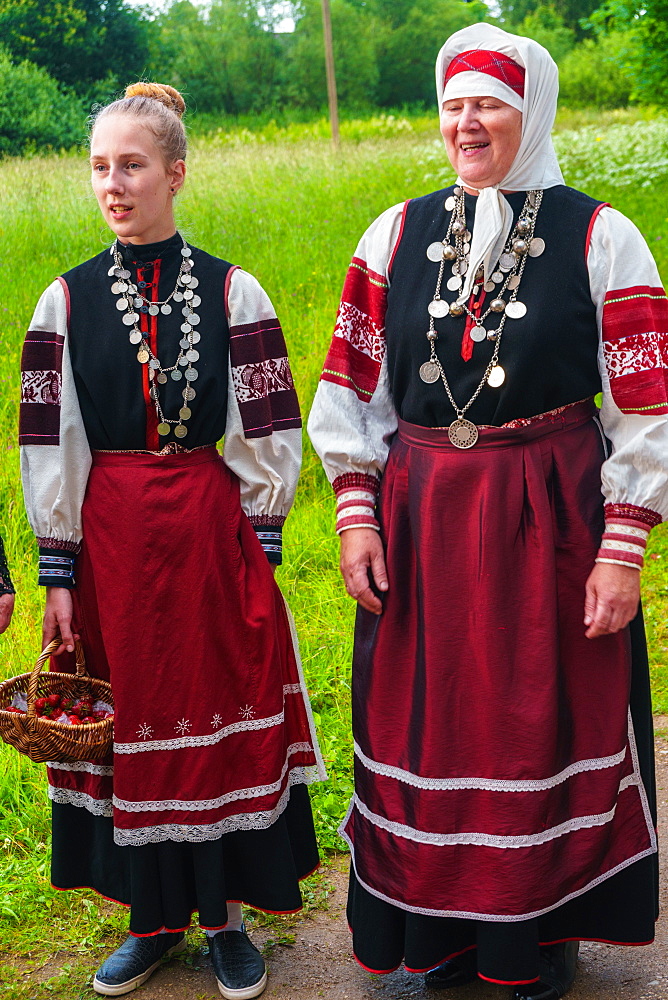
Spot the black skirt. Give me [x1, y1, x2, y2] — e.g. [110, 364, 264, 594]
[52, 784, 319, 935]
[346, 611, 658, 985]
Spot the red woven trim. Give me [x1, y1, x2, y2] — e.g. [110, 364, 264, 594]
[247, 514, 286, 527]
[585, 202, 609, 260]
[602, 530, 648, 547]
[598, 543, 644, 562]
[445, 50, 525, 97]
[603, 503, 662, 529]
[337, 497, 375, 513]
[388, 201, 410, 278]
[37, 537, 81, 554]
[337, 514, 380, 534]
[603, 518, 652, 535]
[333, 472, 380, 498]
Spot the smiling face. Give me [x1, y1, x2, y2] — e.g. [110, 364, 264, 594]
[440, 96, 523, 192]
[90, 115, 186, 245]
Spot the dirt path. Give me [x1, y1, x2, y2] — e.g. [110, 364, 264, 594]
[14, 720, 668, 1000]
[115, 718, 668, 1000]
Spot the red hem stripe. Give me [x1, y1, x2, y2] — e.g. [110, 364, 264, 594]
[57, 275, 71, 326]
[353, 954, 402, 975]
[51, 883, 131, 908]
[224, 264, 241, 321]
[479, 973, 540, 985]
[585, 202, 610, 260]
[388, 201, 410, 278]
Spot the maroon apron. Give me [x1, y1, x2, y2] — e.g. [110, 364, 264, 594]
[343, 401, 656, 921]
[48, 447, 323, 846]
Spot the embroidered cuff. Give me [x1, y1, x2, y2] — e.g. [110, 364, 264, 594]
[596, 504, 662, 570]
[603, 503, 662, 530]
[249, 518, 284, 565]
[333, 473, 381, 534]
[38, 546, 76, 589]
[596, 520, 651, 571]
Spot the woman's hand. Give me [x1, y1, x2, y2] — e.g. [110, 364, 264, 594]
[0, 593, 15, 635]
[339, 527, 388, 615]
[584, 563, 640, 639]
[43, 587, 78, 654]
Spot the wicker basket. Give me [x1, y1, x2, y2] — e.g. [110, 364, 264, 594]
[0, 635, 113, 763]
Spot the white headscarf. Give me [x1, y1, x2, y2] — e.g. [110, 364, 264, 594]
[435, 23, 563, 301]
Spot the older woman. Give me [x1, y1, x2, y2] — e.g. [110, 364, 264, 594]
[0, 535, 15, 634]
[308, 23, 663, 1000]
[20, 81, 325, 998]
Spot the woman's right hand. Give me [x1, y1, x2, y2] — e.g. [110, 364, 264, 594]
[339, 527, 388, 615]
[0, 593, 14, 635]
[43, 587, 78, 654]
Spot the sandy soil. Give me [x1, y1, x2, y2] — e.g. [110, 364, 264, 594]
[9, 719, 668, 1000]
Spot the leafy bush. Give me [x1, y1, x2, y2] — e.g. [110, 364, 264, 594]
[515, 5, 576, 65]
[0, 49, 84, 157]
[558, 31, 637, 108]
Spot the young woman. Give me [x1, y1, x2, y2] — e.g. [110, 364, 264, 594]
[20, 82, 325, 999]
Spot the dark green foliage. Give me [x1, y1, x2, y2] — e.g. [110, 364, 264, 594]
[0, 0, 150, 98]
[498, 0, 600, 35]
[633, 0, 668, 106]
[0, 48, 84, 156]
[558, 30, 636, 107]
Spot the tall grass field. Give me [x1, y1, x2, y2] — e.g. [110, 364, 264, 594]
[2, 110, 668, 997]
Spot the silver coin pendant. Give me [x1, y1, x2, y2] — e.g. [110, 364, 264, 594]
[488, 365, 506, 388]
[506, 300, 527, 320]
[529, 237, 545, 257]
[448, 418, 479, 449]
[428, 299, 450, 319]
[419, 361, 440, 384]
[470, 326, 486, 343]
[160, 303, 172, 315]
[427, 242, 445, 262]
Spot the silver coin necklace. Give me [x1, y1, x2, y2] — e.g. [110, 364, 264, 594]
[421, 187, 544, 449]
[109, 235, 201, 440]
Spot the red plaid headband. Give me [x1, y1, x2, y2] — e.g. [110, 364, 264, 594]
[444, 49, 525, 98]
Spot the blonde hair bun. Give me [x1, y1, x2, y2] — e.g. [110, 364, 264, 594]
[125, 82, 186, 118]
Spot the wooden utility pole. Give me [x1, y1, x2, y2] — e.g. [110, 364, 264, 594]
[321, 0, 340, 150]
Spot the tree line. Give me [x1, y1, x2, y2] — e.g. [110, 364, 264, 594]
[0, 0, 666, 155]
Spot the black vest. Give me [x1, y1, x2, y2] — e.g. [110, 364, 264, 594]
[385, 185, 603, 427]
[63, 236, 233, 450]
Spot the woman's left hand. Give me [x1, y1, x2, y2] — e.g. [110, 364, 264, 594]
[584, 563, 640, 639]
[0, 593, 15, 635]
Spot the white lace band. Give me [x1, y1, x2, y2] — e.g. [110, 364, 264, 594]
[112, 768, 321, 846]
[113, 743, 315, 813]
[354, 741, 628, 792]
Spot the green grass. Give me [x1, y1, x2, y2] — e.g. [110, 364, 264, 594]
[1, 109, 668, 994]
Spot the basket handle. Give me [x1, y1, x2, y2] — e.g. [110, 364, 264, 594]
[26, 634, 87, 719]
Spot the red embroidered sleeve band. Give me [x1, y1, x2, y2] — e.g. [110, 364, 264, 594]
[596, 504, 661, 570]
[333, 473, 380, 534]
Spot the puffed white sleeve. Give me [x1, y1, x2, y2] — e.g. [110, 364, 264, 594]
[222, 267, 302, 564]
[19, 278, 92, 587]
[588, 205, 668, 569]
[307, 203, 404, 533]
